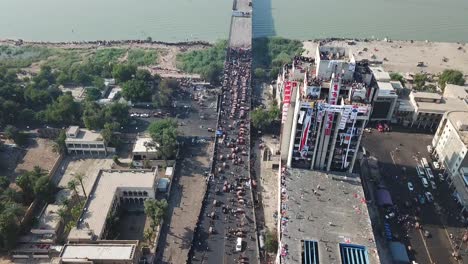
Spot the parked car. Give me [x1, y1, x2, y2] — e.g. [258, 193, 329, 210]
[419, 194, 426, 204]
[425, 168, 434, 180]
[416, 165, 425, 178]
[430, 180, 437, 190]
[438, 173, 445, 181]
[432, 161, 440, 170]
[407, 182, 414, 192]
[425, 192, 434, 203]
[421, 177, 429, 188]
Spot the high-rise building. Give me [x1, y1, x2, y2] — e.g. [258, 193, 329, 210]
[277, 46, 372, 173]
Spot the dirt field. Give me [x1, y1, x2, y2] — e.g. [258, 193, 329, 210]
[52, 156, 114, 198]
[14, 138, 60, 176]
[303, 40, 468, 75]
[158, 143, 213, 264]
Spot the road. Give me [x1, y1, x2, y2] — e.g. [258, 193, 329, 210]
[190, 1, 258, 263]
[362, 128, 467, 264]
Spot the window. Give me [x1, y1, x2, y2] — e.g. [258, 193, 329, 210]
[339, 243, 369, 264]
[302, 240, 319, 264]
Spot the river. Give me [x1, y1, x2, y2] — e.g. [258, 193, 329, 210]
[1, 0, 468, 42]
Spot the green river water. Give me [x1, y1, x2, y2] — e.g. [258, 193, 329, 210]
[1, 0, 468, 42]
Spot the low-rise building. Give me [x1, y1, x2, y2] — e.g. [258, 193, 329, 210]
[68, 168, 160, 242]
[432, 111, 468, 213]
[408, 84, 467, 129]
[59, 241, 139, 264]
[132, 136, 159, 167]
[65, 126, 107, 155]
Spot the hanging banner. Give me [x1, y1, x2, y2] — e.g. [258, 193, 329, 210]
[298, 110, 305, 125]
[283, 81, 292, 104]
[299, 109, 313, 152]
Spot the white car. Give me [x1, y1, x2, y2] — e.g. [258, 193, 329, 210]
[432, 161, 440, 170]
[407, 182, 414, 192]
[422, 177, 429, 188]
[430, 180, 437, 190]
[427, 145, 433, 153]
[416, 165, 425, 178]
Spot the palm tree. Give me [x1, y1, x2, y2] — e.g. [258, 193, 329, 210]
[67, 179, 79, 199]
[57, 207, 69, 224]
[3, 202, 25, 222]
[74, 173, 87, 198]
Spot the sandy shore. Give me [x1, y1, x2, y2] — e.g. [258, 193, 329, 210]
[303, 39, 468, 75]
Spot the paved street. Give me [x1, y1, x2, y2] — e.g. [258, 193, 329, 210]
[157, 143, 212, 264]
[362, 128, 467, 264]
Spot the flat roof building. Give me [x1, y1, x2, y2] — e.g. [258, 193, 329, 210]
[132, 136, 159, 167]
[278, 56, 371, 173]
[279, 169, 380, 264]
[315, 45, 356, 82]
[408, 85, 468, 129]
[432, 111, 468, 213]
[69, 169, 159, 242]
[60, 241, 138, 264]
[65, 126, 107, 155]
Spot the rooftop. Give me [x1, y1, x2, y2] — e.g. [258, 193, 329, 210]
[411, 91, 442, 100]
[317, 46, 350, 61]
[65, 127, 103, 142]
[369, 67, 391, 82]
[133, 137, 159, 153]
[281, 169, 379, 264]
[73, 169, 158, 239]
[447, 111, 468, 145]
[376, 82, 396, 97]
[60, 243, 136, 261]
[444, 84, 468, 99]
[413, 95, 467, 113]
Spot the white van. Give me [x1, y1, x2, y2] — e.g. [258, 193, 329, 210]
[422, 177, 429, 188]
[236, 237, 243, 252]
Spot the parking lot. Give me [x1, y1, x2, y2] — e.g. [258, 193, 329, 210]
[362, 128, 467, 264]
[124, 85, 219, 138]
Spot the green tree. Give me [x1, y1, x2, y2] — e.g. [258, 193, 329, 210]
[0, 176, 9, 190]
[135, 69, 153, 82]
[438, 69, 465, 90]
[251, 108, 271, 130]
[83, 101, 105, 130]
[148, 119, 178, 143]
[33, 176, 55, 203]
[144, 199, 168, 228]
[413, 73, 427, 90]
[53, 130, 67, 154]
[103, 103, 130, 126]
[153, 79, 177, 108]
[42, 93, 81, 125]
[112, 64, 137, 83]
[0, 211, 21, 250]
[16, 173, 35, 200]
[85, 87, 102, 101]
[265, 229, 278, 253]
[254, 68, 266, 79]
[74, 173, 87, 198]
[390, 72, 406, 85]
[67, 179, 79, 199]
[122, 79, 151, 102]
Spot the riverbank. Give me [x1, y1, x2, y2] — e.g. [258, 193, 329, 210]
[303, 39, 468, 75]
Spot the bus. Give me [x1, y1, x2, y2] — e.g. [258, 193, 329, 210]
[421, 158, 429, 168]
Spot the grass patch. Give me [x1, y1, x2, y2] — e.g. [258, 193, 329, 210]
[45, 50, 91, 69]
[127, 49, 158, 66]
[0, 45, 57, 68]
[93, 48, 126, 64]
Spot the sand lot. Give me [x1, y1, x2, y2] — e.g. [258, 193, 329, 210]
[303, 40, 468, 75]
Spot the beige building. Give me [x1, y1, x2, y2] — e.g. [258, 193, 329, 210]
[58, 241, 139, 264]
[432, 111, 468, 213]
[65, 126, 107, 155]
[408, 84, 468, 129]
[68, 169, 160, 242]
[132, 136, 159, 167]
